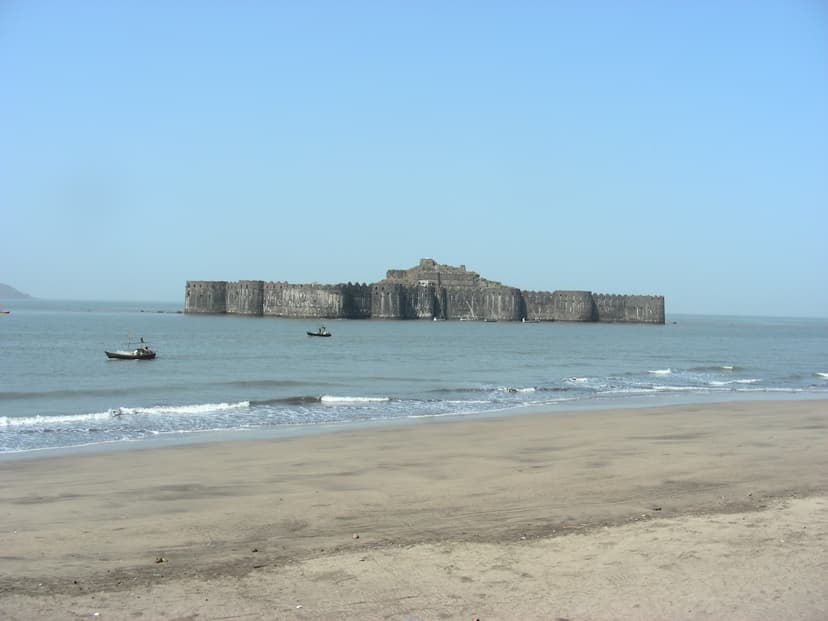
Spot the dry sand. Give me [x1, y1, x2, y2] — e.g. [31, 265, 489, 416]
[1, 399, 827, 620]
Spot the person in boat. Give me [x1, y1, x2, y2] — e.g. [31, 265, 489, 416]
[318, 326, 328, 336]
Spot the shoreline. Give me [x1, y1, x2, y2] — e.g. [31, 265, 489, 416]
[3, 392, 826, 463]
[2, 399, 827, 619]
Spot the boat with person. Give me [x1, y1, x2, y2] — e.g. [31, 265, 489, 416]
[105, 337, 156, 360]
[307, 326, 331, 337]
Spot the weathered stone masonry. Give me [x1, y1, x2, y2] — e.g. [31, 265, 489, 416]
[185, 258, 665, 324]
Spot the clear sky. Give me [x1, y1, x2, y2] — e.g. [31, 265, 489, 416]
[2, 1, 826, 317]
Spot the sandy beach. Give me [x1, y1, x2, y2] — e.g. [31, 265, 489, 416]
[1, 399, 827, 620]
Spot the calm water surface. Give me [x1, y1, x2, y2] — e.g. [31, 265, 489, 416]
[2, 299, 826, 454]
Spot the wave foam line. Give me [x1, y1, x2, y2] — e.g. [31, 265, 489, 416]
[1, 401, 253, 428]
[113, 401, 250, 416]
[649, 369, 673, 375]
[817, 372, 828, 379]
[320, 395, 391, 404]
[0, 411, 114, 427]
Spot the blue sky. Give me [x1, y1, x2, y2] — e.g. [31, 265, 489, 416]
[2, 1, 826, 316]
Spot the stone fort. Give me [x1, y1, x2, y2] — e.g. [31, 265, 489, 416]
[184, 258, 665, 324]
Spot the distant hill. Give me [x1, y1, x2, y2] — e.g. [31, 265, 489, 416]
[0, 283, 32, 299]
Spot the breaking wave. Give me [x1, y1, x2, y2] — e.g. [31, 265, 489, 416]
[708, 379, 761, 386]
[110, 401, 250, 417]
[320, 395, 391, 404]
[1, 401, 250, 428]
[0, 411, 114, 427]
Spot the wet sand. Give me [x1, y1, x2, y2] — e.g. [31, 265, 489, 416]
[1, 400, 827, 620]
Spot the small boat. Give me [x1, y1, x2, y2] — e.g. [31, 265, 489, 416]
[307, 326, 331, 337]
[105, 337, 156, 360]
[106, 348, 156, 360]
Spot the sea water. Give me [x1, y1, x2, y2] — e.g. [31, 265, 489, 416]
[1, 299, 826, 454]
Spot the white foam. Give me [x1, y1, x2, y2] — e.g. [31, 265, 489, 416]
[649, 368, 672, 375]
[565, 377, 589, 383]
[114, 401, 250, 416]
[605, 386, 658, 394]
[721, 365, 735, 371]
[320, 395, 390, 404]
[0, 411, 114, 427]
[708, 379, 761, 387]
[817, 372, 828, 379]
[0, 401, 252, 428]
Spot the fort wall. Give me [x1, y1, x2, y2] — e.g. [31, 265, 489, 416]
[185, 281, 227, 314]
[593, 294, 665, 324]
[443, 287, 522, 321]
[263, 283, 346, 318]
[551, 290, 596, 322]
[184, 259, 665, 324]
[226, 281, 264, 315]
[341, 284, 373, 319]
[522, 291, 556, 322]
[371, 283, 404, 319]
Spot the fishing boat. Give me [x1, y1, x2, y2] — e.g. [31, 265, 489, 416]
[105, 348, 156, 360]
[105, 337, 156, 360]
[307, 326, 331, 337]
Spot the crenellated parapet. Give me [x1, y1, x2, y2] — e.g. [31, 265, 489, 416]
[184, 259, 665, 324]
